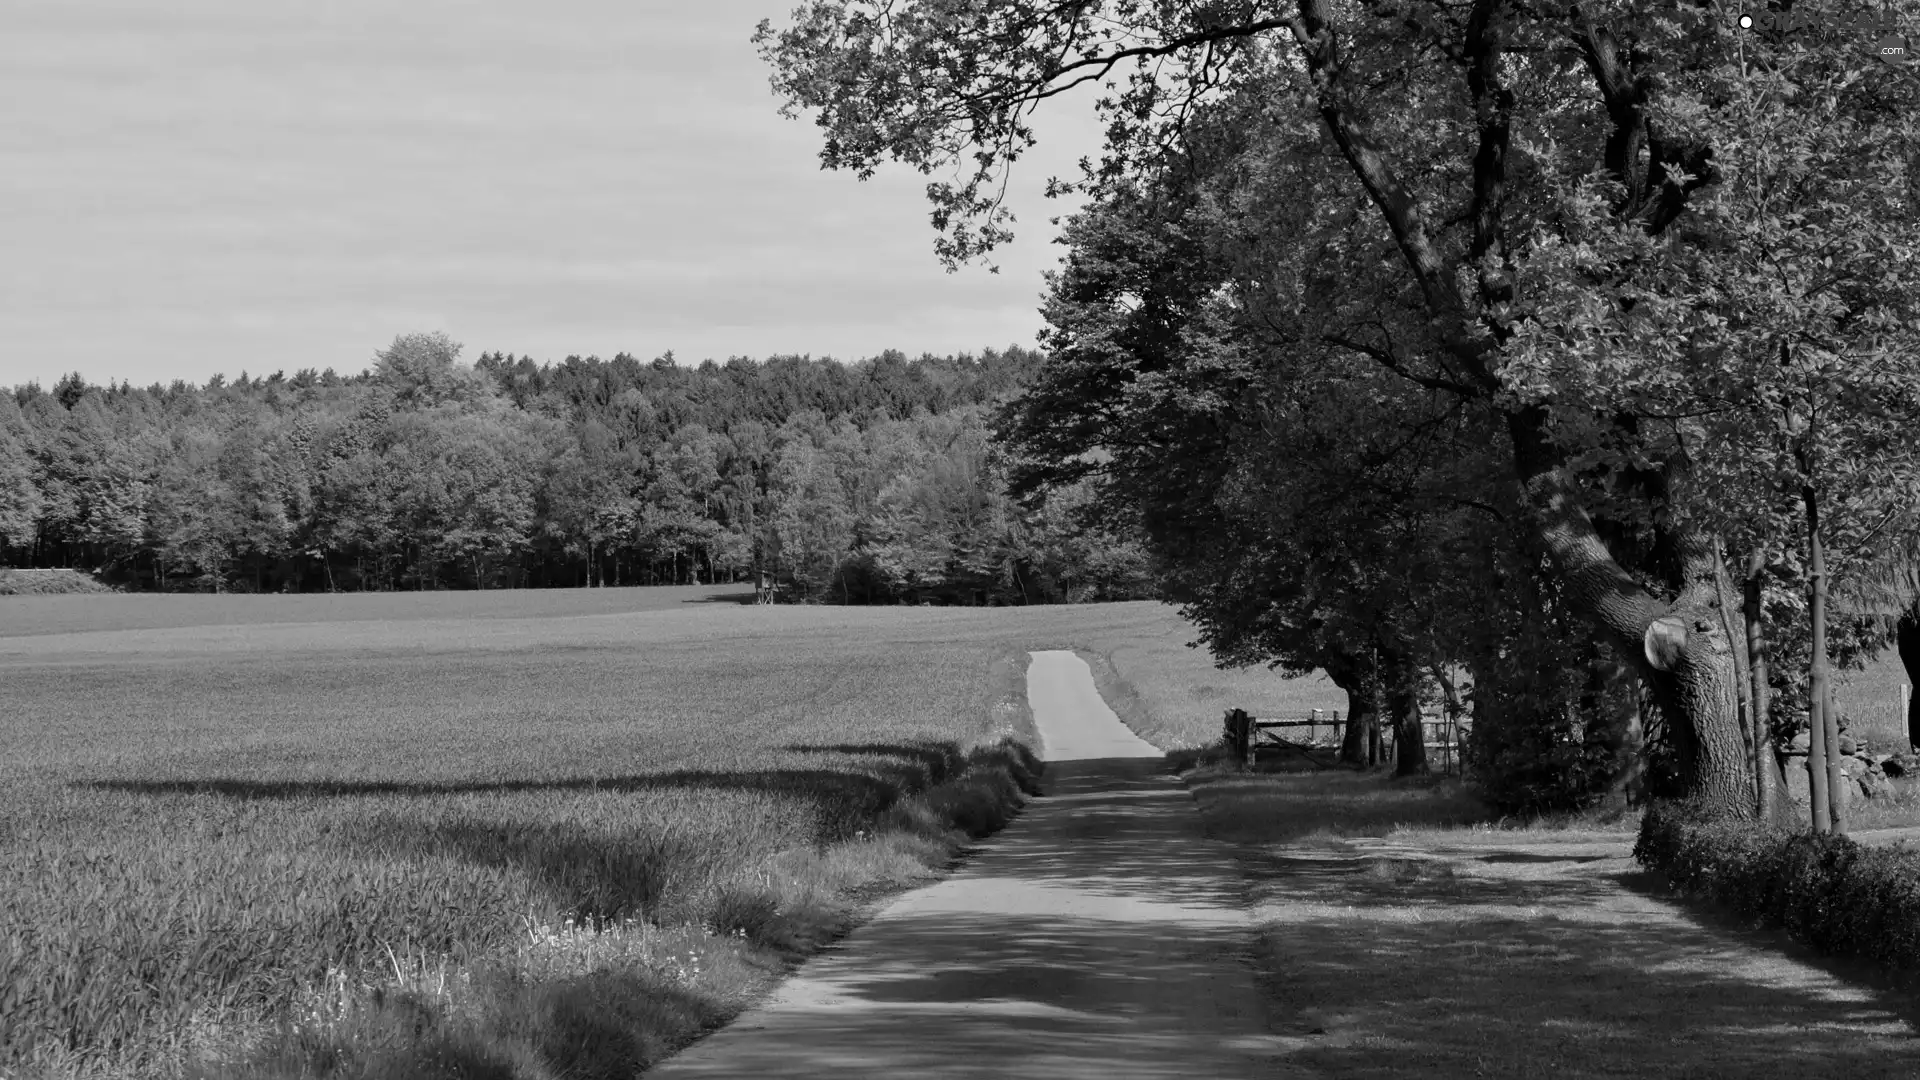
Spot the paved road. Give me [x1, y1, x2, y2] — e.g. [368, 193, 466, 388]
[649, 649, 1282, 1078]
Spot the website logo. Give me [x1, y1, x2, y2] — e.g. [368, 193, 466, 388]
[1736, 5, 1909, 62]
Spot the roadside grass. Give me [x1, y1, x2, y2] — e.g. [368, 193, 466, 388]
[0, 601, 1042, 1079]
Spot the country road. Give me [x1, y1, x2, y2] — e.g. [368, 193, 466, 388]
[649, 649, 1285, 1078]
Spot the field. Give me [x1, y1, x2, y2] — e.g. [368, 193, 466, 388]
[1837, 648, 1914, 751]
[0, 586, 1330, 1079]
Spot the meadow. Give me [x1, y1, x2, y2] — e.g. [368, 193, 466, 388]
[0, 586, 1331, 1079]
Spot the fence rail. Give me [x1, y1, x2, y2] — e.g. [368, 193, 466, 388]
[1223, 707, 1470, 775]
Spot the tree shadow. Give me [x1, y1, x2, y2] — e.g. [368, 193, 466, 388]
[780, 742, 969, 787]
[654, 746, 1915, 1078]
[71, 740, 1021, 928]
[1182, 766, 1493, 846]
[79, 767, 903, 810]
[651, 752, 1276, 1077]
[1610, 864, 1920, 1030]
[1476, 851, 1614, 864]
[677, 588, 760, 606]
[1225, 828, 1920, 1077]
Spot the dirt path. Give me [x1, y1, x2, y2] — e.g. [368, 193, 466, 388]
[1194, 800, 1920, 1078]
[649, 650, 1283, 1078]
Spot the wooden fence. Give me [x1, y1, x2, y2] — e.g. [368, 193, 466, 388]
[1223, 707, 1470, 775]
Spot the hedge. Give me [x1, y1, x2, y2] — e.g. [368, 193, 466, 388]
[1635, 800, 1920, 971]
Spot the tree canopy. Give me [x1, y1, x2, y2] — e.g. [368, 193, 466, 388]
[0, 340, 1151, 605]
[761, 0, 1920, 816]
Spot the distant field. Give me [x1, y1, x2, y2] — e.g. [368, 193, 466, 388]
[1837, 648, 1914, 750]
[0, 590, 1326, 1078]
[0, 581, 759, 638]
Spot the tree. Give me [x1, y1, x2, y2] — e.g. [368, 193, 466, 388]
[760, 0, 1920, 817]
[769, 433, 856, 599]
[375, 332, 503, 412]
[0, 423, 40, 557]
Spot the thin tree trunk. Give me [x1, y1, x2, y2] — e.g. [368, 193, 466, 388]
[1743, 555, 1786, 822]
[1825, 673, 1846, 833]
[1807, 487, 1834, 833]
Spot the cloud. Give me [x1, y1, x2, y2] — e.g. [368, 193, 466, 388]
[0, 0, 1103, 386]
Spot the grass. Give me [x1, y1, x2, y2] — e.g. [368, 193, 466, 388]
[1837, 647, 1914, 751]
[0, 589, 1323, 1079]
[0, 593, 1049, 1078]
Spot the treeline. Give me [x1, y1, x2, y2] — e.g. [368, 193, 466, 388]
[0, 335, 1151, 603]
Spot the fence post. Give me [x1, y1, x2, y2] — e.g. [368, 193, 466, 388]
[1224, 708, 1252, 765]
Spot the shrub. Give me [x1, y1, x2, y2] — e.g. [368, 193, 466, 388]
[1635, 800, 1920, 971]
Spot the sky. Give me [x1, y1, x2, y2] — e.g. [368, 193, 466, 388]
[0, 1, 1107, 389]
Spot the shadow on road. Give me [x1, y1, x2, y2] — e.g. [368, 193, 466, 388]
[1197, 769, 1920, 1079]
[652, 754, 1279, 1079]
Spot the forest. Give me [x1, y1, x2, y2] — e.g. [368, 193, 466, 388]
[0, 337, 1151, 605]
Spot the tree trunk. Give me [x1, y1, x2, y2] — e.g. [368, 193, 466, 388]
[1743, 556, 1788, 823]
[1326, 654, 1378, 767]
[1899, 613, 1920, 751]
[1807, 491, 1846, 834]
[1806, 488, 1834, 833]
[1507, 405, 1754, 818]
[1386, 676, 1427, 776]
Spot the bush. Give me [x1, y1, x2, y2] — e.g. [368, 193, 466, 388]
[1635, 800, 1920, 971]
